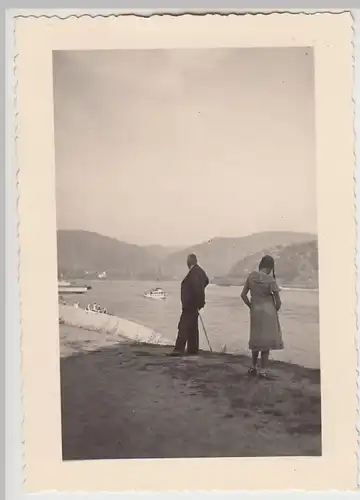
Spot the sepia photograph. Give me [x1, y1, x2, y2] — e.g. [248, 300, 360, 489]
[15, 13, 356, 492]
[54, 47, 321, 460]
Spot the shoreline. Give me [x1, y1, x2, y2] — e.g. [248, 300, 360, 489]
[59, 304, 319, 371]
[68, 278, 319, 291]
[212, 282, 319, 291]
[59, 304, 173, 347]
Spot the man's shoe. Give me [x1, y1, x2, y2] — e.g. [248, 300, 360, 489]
[169, 350, 184, 357]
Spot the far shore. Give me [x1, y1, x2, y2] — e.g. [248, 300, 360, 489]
[61, 277, 319, 291]
[211, 281, 318, 291]
[214, 284, 318, 291]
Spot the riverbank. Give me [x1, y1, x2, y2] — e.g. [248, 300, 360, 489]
[59, 304, 173, 349]
[60, 320, 322, 460]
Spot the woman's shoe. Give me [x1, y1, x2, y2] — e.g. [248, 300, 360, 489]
[247, 367, 258, 376]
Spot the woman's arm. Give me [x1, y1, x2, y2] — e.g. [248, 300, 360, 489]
[270, 279, 281, 311]
[273, 291, 281, 311]
[241, 279, 251, 308]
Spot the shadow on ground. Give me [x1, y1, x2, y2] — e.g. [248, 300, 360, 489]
[60, 341, 321, 460]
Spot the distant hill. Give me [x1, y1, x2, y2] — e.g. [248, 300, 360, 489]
[57, 230, 317, 283]
[215, 239, 318, 288]
[144, 244, 185, 261]
[57, 230, 163, 280]
[161, 232, 316, 280]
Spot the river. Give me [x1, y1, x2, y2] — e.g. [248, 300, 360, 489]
[64, 280, 320, 369]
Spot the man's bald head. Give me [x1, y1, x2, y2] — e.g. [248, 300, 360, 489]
[187, 253, 198, 269]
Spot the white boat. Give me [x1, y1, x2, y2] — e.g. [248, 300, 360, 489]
[58, 280, 91, 295]
[143, 287, 166, 300]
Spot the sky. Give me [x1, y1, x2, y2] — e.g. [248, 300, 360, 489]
[53, 48, 316, 246]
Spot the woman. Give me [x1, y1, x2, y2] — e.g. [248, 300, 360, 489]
[241, 255, 283, 378]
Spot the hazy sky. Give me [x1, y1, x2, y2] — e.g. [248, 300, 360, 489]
[53, 48, 316, 246]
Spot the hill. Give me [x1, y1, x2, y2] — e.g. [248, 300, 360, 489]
[57, 230, 317, 283]
[161, 232, 316, 280]
[216, 239, 318, 288]
[144, 244, 185, 261]
[57, 230, 163, 280]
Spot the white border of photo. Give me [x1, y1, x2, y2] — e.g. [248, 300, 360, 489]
[10, 10, 357, 494]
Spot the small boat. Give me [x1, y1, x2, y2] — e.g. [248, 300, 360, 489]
[143, 287, 166, 300]
[85, 303, 108, 314]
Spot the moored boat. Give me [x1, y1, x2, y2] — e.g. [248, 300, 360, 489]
[58, 280, 91, 294]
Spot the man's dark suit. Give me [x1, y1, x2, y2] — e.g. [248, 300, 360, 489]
[174, 264, 209, 354]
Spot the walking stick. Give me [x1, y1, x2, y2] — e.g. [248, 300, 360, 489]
[198, 311, 213, 352]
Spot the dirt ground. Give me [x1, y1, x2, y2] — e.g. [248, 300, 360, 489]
[60, 325, 321, 460]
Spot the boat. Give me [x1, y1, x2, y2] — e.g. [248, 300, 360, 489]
[86, 303, 108, 314]
[58, 280, 91, 295]
[143, 287, 166, 300]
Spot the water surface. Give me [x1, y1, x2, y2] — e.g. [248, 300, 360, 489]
[66, 280, 320, 368]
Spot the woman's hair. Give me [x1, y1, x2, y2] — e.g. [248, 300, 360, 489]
[259, 254, 276, 279]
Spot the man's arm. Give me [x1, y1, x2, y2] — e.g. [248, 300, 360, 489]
[191, 272, 206, 310]
[199, 270, 209, 307]
[204, 273, 209, 288]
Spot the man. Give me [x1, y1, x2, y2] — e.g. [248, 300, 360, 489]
[170, 254, 209, 356]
